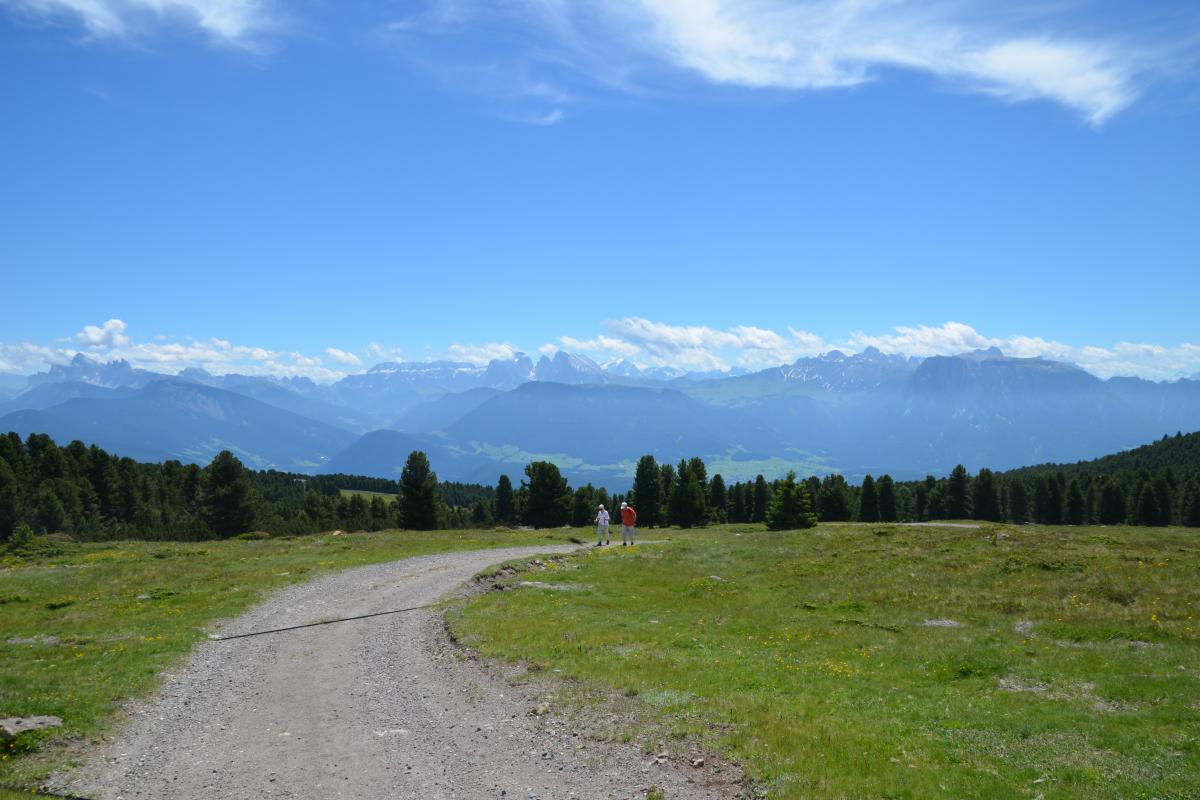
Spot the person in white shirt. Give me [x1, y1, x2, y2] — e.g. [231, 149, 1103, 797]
[594, 504, 610, 546]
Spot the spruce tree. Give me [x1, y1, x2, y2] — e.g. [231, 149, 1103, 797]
[631, 456, 661, 527]
[201, 450, 258, 537]
[972, 468, 1002, 521]
[708, 474, 728, 523]
[818, 475, 852, 521]
[1181, 480, 1200, 527]
[494, 474, 516, 525]
[752, 475, 769, 523]
[1135, 483, 1160, 526]
[1097, 479, 1126, 524]
[1008, 478, 1029, 523]
[1064, 479, 1086, 525]
[571, 484, 596, 527]
[0, 458, 18, 542]
[877, 474, 897, 522]
[522, 461, 571, 528]
[399, 451, 440, 530]
[946, 465, 972, 519]
[858, 475, 880, 522]
[765, 471, 817, 530]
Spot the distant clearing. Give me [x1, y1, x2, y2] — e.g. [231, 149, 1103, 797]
[338, 488, 398, 503]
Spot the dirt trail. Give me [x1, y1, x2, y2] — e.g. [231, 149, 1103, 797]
[50, 545, 740, 800]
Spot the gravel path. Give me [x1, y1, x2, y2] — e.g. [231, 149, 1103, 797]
[50, 545, 741, 800]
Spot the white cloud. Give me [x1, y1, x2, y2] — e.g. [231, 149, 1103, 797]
[325, 347, 362, 366]
[559, 334, 640, 357]
[446, 341, 520, 365]
[365, 342, 404, 362]
[75, 318, 131, 348]
[7, 0, 281, 48]
[510, 0, 1161, 124]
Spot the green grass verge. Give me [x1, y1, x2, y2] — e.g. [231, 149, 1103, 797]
[0, 527, 576, 789]
[450, 523, 1200, 799]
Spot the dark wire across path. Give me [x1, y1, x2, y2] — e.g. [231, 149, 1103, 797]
[209, 603, 437, 641]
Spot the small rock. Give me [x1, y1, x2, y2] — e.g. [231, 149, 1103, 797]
[532, 703, 550, 716]
[923, 619, 964, 628]
[1, 716, 63, 739]
[691, 757, 705, 768]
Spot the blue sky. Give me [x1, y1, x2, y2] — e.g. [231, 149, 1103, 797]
[1, 0, 1198, 380]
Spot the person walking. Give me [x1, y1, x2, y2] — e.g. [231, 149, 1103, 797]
[620, 501, 637, 546]
[595, 504, 610, 546]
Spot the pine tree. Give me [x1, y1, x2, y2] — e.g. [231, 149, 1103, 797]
[1181, 480, 1200, 527]
[877, 474, 897, 522]
[201, 450, 258, 537]
[631, 456, 661, 528]
[858, 475, 880, 522]
[818, 475, 852, 521]
[398, 451, 440, 531]
[972, 468, 1002, 521]
[1064, 479, 1086, 525]
[1135, 483, 1160, 526]
[752, 475, 770, 523]
[1097, 479, 1126, 524]
[946, 465, 972, 519]
[1008, 478, 1029, 523]
[708, 474, 728, 522]
[0, 458, 19, 542]
[765, 472, 817, 530]
[522, 461, 571, 529]
[494, 474, 516, 525]
[571, 484, 596, 527]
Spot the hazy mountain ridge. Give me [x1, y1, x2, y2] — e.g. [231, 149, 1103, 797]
[4, 349, 1198, 486]
[0, 379, 356, 471]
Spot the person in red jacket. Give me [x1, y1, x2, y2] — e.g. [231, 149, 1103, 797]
[619, 501, 637, 546]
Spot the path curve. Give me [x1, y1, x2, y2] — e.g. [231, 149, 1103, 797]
[50, 545, 741, 800]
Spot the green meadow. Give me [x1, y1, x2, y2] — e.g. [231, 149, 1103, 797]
[0, 528, 575, 792]
[451, 524, 1200, 799]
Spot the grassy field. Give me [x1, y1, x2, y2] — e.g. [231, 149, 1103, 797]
[0, 527, 577, 793]
[451, 523, 1200, 799]
[338, 488, 398, 503]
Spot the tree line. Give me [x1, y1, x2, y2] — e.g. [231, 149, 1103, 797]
[3, 430, 1196, 543]
[0, 433, 492, 542]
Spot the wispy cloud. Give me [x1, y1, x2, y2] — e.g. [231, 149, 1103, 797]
[446, 341, 522, 365]
[5, 0, 283, 49]
[324, 347, 362, 366]
[388, 0, 1180, 125]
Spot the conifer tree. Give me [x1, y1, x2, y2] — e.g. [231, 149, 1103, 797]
[858, 475, 880, 522]
[0, 458, 18, 542]
[1135, 483, 1161, 526]
[201, 450, 258, 537]
[1181, 480, 1200, 527]
[522, 461, 571, 529]
[708, 474, 728, 522]
[1007, 478, 1029, 523]
[972, 468, 1002, 521]
[399, 451, 440, 530]
[877, 474, 897, 522]
[818, 475, 852, 521]
[631, 455, 661, 527]
[1064, 479, 1086, 525]
[765, 471, 817, 530]
[1096, 479, 1126, 524]
[494, 474, 516, 525]
[752, 475, 770, 523]
[946, 465, 972, 519]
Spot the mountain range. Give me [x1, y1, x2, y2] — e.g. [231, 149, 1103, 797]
[1, 349, 1198, 488]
